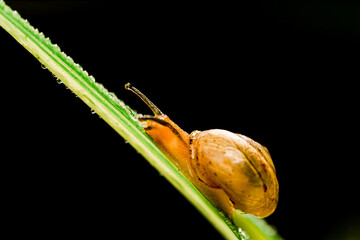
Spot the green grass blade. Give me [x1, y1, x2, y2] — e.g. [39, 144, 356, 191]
[0, 2, 282, 239]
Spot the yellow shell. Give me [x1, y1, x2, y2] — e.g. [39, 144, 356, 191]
[125, 83, 279, 218]
[189, 129, 278, 217]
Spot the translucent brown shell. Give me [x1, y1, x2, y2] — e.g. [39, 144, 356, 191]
[189, 130, 278, 217]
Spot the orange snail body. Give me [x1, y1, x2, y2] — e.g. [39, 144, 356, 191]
[125, 83, 279, 218]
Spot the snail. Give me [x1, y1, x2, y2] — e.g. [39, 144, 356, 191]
[125, 83, 279, 218]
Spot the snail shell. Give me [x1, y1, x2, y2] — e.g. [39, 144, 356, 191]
[189, 129, 278, 217]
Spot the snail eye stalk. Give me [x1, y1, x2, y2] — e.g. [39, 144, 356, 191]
[125, 83, 163, 116]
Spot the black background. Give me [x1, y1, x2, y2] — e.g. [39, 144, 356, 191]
[1, 1, 360, 239]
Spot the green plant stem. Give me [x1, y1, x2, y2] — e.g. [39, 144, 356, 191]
[0, 2, 282, 239]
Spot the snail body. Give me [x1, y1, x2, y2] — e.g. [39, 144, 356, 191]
[125, 83, 279, 218]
